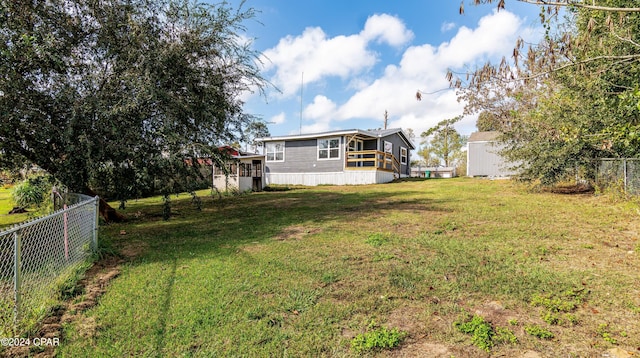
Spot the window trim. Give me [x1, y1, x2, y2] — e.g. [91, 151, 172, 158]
[317, 137, 341, 161]
[400, 147, 408, 165]
[265, 141, 285, 162]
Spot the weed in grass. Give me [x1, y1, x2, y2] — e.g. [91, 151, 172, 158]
[350, 324, 407, 353]
[455, 315, 518, 351]
[494, 326, 518, 345]
[365, 233, 390, 247]
[597, 323, 618, 345]
[531, 288, 587, 326]
[455, 315, 494, 351]
[524, 324, 554, 340]
[508, 319, 519, 326]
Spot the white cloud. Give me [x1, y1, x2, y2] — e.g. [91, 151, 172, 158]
[262, 14, 412, 98]
[440, 22, 456, 33]
[361, 14, 414, 46]
[435, 10, 523, 68]
[296, 95, 338, 134]
[336, 10, 536, 136]
[303, 95, 337, 121]
[270, 112, 286, 125]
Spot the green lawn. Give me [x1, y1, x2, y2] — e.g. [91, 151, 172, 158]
[0, 186, 29, 229]
[58, 178, 640, 356]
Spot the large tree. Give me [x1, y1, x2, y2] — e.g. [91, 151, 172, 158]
[420, 116, 466, 168]
[0, 0, 267, 221]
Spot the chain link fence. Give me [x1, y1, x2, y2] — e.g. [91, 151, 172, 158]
[595, 158, 640, 195]
[0, 194, 99, 336]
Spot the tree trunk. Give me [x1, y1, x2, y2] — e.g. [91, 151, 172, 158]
[82, 186, 126, 223]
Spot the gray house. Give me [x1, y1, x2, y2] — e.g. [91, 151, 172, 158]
[257, 128, 415, 186]
[467, 131, 517, 177]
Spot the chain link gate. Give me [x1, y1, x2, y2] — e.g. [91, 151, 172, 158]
[0, 194, 99, 336]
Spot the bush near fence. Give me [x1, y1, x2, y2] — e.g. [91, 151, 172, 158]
[0, 194, 98, 336]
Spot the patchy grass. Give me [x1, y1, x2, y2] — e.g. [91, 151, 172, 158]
[56, 179, 640, 357]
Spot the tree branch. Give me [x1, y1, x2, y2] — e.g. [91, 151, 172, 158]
[516, 0, 640, 12]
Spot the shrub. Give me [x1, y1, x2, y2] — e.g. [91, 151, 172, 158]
[11, 174, 54, 211]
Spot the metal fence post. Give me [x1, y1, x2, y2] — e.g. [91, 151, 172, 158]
[92, 196, 99, 253]
[623, 158, 628, 194]
[13, 230, 22, 325]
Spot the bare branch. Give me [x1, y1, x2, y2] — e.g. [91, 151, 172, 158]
[476, 0, 640, 12]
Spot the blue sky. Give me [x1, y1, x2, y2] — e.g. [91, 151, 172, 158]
[224, 0, 543, 141]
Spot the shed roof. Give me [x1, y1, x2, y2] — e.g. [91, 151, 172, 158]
[468, 131, 501, 142]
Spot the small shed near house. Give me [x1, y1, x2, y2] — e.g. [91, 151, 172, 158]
[467, 131, 517, 177]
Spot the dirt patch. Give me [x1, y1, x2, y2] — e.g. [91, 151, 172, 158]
[274, 225, 321, 241]
[1, 255, 123, 358]
[473, 301, 513, 327]
[546, 184, 594, 195]
[386, 306, 425, 336]
[390, 341, 454, 358]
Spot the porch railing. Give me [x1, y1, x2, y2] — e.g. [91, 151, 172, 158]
[345, 150, 400, 176]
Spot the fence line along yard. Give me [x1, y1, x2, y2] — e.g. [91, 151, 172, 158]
[596, 158, 640, 195]
[0, 194, 99, 336]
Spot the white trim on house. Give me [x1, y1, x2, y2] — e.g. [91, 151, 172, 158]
[265, 170, 395, 186]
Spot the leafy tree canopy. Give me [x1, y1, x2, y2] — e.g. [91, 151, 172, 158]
[420, 116, 466, 168]
[0, 0, 267, 220]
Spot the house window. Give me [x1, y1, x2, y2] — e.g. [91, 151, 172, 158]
[318, 137, 340, 160]
[265, 141, 284, 162]
[400, 147, 407, 165]
[384, 141, 393, 154]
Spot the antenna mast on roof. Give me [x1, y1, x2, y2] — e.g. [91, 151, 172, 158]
[299, 72, 304, 134]
[384, 110, 388, 130]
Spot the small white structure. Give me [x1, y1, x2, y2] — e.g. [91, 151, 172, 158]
[411, 166, 456, 178]
[212, 147, 265, 192]
[467, 131, 517, 177]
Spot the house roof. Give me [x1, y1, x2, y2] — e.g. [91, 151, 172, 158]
[257, 128, 416, 149]
[468, 131, 501, 142]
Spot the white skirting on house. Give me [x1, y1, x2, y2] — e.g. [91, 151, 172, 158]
[265, 171, 395, 186]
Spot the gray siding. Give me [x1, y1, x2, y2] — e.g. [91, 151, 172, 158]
[265, 138, 344, 174]
[379, 134, 411, 176]
[467, 141, 516, 177]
